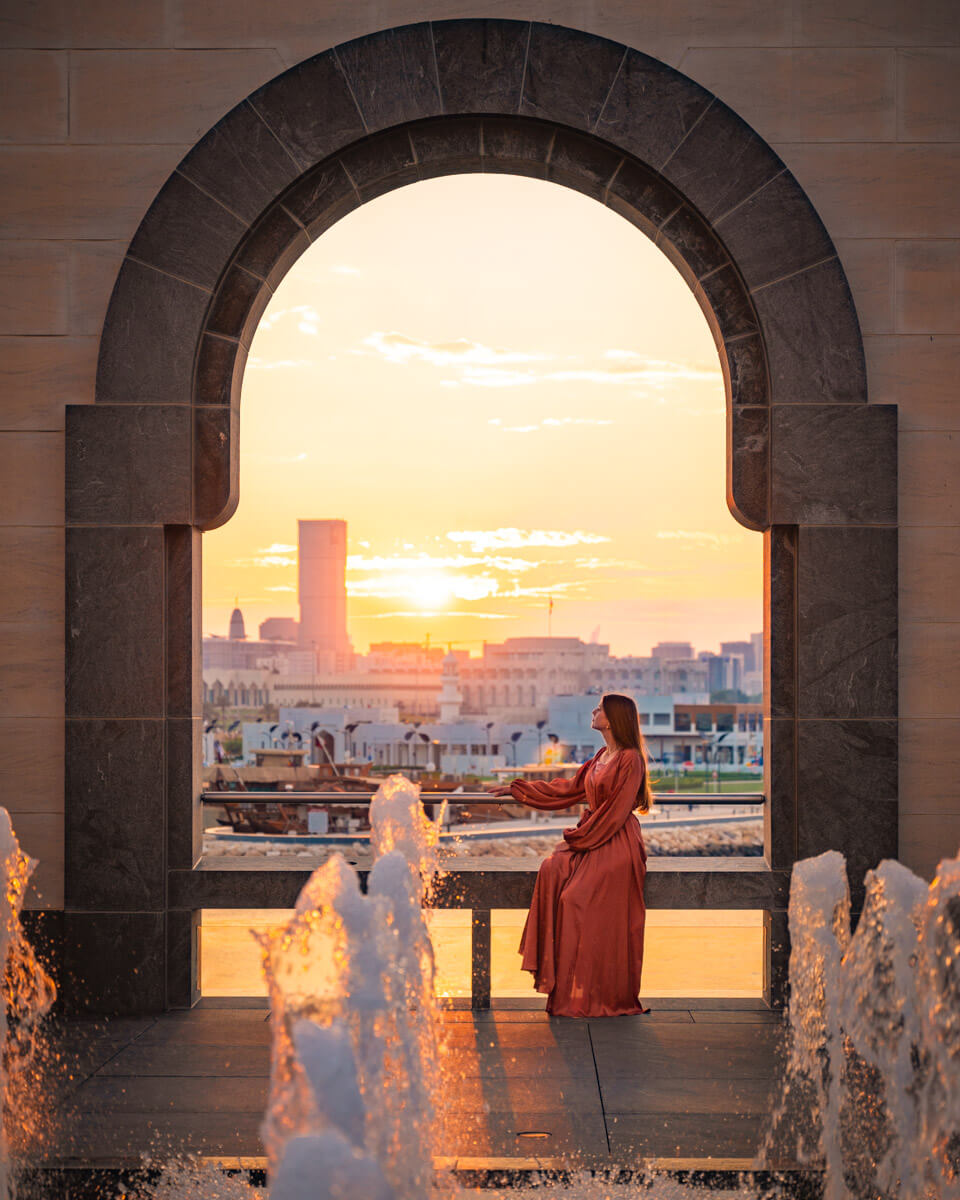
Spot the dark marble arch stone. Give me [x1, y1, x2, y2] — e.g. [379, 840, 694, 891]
[65, 718, 165, 910]
[247, 52, 366, 171]
[336, 23, 441, 133]
[127, 170, 247, 292]
[338, 127, 419, 200]
[235, 205, 309, 290]
[722, 334, 767, 407]
[96, 258, 209, 406]
[280, 158, 359, 239]
[520, 23, 625, 132]
[547, 127, 623, 202]
[766, 526, 797, 720]
[194, 334, 247, 407]
[797, 526, 898, 720]
[714, 169, 834, 292]
[79, 18, 883, 1014]
[167, 909, 201, 1009]
[65, 526, 165, 719]
[729, 404, 768, 530]
[764, 718, 796, 871]
[410, 116, 483, 178]
[167, 717, 202, 872]
[165, 526, 201, 719]
[178, 100, 303, 225]
[63, 911, 166, 1015]
[66, 404, 192, 526]
[595, 48, 712, 170]
[752, 256, 867, 405]
[433, 18, 529, 115]
[194, 406, 239, 530]
[660, 98, 784, 223]
[205, 264, 272, 348]
[771, 404, 897, 525]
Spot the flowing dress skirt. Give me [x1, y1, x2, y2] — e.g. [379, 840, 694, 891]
[519, 816, 648, 1017]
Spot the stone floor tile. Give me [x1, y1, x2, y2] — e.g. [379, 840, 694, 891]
[606, 1112, 765, 1160]
[437, 1110, 608, 1161]
[689, 1009, 786, 1022]
[72, 1074, 269, 1114]
[56, 1112, 264, 1164]
[444, 1074, 602, 1115]
[96, 1043, 270, 1078]
[600, 1072, 777, 1115]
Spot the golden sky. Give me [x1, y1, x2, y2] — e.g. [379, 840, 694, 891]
[203, 174, 761, 657]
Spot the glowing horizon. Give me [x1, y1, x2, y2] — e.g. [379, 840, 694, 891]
[202, 174, 762, 658]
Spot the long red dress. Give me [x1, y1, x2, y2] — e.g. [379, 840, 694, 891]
[510, 748, 649, 1018]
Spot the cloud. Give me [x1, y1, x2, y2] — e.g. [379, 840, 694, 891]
[362, 331, 548, 369]
[356, 610, 511, 620]
[265, 585, 296, 592]
[234, 542, 297, 568]
[447, 528, 611, 552]
[347, 553, 536, 574]
[331, 265, 361, 276]
[297, 321, 319, 336]
[347, 573, 500, 603]
[656, 530, 740, 548]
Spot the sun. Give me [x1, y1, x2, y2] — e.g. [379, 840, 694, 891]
[407, 574, 453, 610]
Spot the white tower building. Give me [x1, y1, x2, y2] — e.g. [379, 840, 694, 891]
[438, 650, 463, 723]
[297, 519, 351, 671]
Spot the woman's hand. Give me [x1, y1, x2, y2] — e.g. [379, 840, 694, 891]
[487, 785, 514, 797]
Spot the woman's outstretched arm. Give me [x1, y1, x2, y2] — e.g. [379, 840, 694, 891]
[563, 750, 644, 850]
[502, 755, 596, 811]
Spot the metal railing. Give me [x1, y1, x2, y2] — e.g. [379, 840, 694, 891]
[195, 788, 768, 1009]
[201, 790, 764, 806]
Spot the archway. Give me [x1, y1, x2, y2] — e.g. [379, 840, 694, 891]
[64, 19, 897, 1013]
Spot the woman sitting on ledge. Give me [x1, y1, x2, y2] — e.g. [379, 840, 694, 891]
[490, 692, 652, 1018]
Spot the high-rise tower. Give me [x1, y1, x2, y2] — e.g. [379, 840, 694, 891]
[298, 519, 351, 670]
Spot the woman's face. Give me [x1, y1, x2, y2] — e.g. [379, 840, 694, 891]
[590, 702, 610, 732]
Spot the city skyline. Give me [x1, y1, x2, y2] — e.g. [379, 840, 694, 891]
[202, 174, 762, 657]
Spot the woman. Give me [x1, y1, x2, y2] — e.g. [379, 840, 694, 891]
[490, 693, 652, 1018]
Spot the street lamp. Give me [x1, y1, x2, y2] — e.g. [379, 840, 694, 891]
[535, 719, 547, 763]
[510, 730, 523, 767]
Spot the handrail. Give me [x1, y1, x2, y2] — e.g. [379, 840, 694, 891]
[201, 790, 764, 806]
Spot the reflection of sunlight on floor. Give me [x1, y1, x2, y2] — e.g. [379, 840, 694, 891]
[200, 908, 763, 999]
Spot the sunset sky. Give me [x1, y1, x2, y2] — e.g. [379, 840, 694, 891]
[202, 174, 762, 658]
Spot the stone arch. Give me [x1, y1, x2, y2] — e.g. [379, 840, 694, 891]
[64, 19, 897, 1013]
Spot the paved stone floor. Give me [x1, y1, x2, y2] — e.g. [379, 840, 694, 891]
[36, 999, 788, 1173]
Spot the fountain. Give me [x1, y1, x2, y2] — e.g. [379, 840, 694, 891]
[258, 775, 450, 1198]
[762, 849, 960, 1197]
[0, 809, 56, 1199]
[2, 785, 959, 1197]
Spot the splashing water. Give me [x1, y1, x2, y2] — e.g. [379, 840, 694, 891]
[259, 775, 448, 1199]
[762, 848, 960, 1198]
[0, 808, 56, 1199]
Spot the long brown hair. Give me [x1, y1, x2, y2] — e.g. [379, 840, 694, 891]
[601, 692, 653, 814]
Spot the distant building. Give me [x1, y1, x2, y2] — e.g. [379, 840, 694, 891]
[438, 650, 463, 723]
[228, 606, 246, 640]
[203, 605, 296, 671]
[259, 616, 299, 641]
[651, 641, 693, 660]
[298, 519, 352, 671]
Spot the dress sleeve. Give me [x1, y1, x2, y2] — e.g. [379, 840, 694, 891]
[563, 749, 644, 851]
[507, 755, 595, 811]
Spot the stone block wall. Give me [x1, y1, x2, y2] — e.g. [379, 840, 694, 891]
[2, 0, 958, 907]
